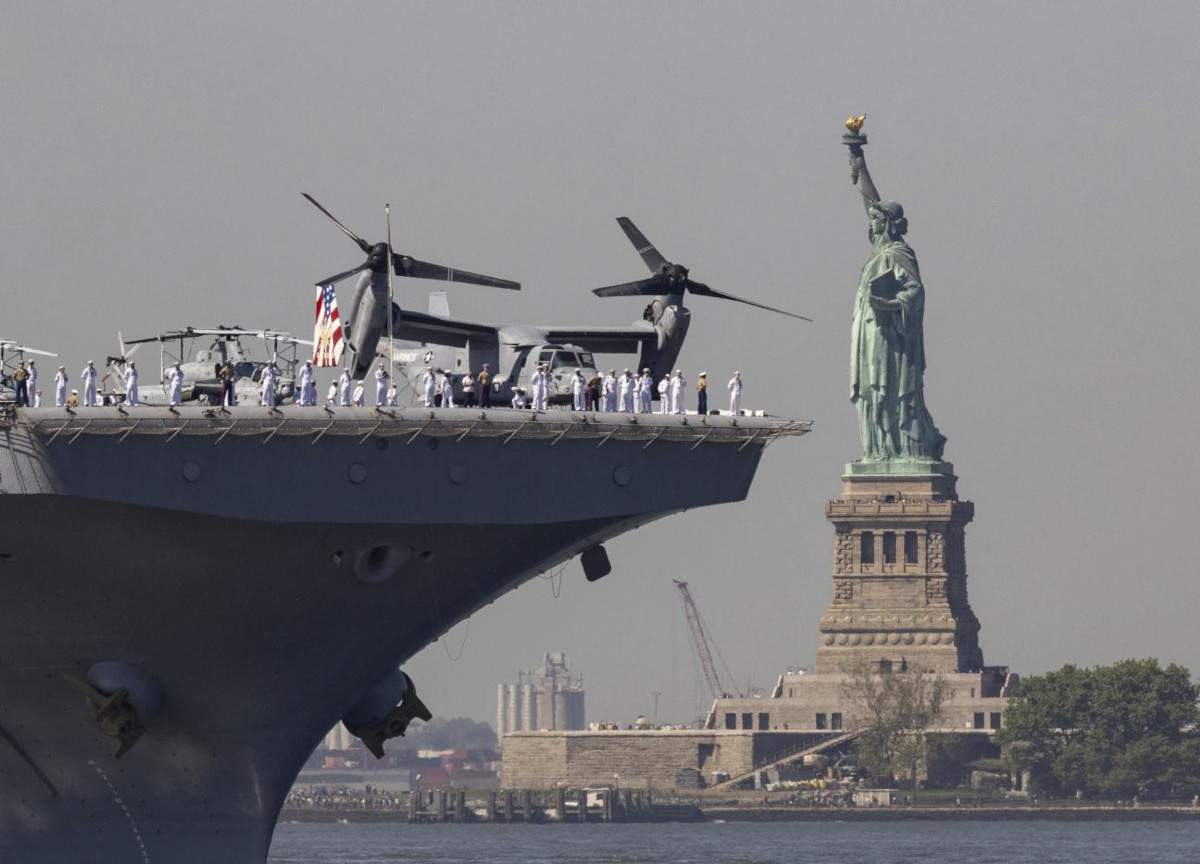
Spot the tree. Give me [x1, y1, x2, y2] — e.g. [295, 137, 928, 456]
[840, 659, 951, 797]
[998, 659, 1200, 799]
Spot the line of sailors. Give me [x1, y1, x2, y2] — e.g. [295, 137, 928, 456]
[39, 359, 746, 416]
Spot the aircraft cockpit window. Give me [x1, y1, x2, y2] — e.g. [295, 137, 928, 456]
[579, 353, 595, 368]
[233, 362, 256, 377]
[551, 352, 574, 370]
[538, 351, 553, 364]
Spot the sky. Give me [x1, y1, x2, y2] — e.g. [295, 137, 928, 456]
[4, 2, 1199, 729]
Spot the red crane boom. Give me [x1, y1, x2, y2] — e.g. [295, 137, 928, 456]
[674, 579, 726, 701]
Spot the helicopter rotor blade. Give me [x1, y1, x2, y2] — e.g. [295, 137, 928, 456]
[685, 280, 813, 322]
[592, 277, 663, 298]
[314, 262, 372, 287]
[302, 193, 371, 254]
[392, 254, 520, 290]
[616, 217, 669, 274]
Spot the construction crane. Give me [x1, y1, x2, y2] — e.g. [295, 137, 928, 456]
[673, 580, 737, 702]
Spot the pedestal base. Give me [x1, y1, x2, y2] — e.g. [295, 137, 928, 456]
[819, 461, 981, 674]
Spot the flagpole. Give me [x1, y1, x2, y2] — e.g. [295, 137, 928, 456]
[385, 203, 395, 388]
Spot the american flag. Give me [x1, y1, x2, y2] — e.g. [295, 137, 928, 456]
[312, 284, 345, 367]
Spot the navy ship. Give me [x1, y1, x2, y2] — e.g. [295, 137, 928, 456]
[0, 399, 807, 862]
[0, 202, 811, 860]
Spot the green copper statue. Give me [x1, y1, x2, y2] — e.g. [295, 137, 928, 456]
[843, 117, 946, 462]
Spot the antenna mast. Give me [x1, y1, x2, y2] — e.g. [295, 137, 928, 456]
[385, 203, 395, 384]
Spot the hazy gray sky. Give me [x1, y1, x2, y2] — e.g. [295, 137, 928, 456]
[4, 2, 1199, 727]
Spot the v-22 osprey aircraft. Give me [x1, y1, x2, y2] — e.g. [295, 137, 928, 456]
[304, 196, 810, 407]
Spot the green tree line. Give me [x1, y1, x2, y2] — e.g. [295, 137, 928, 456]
[998, 659, 1200, 799]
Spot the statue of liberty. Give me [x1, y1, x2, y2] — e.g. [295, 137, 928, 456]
[843, 117, 946, 462]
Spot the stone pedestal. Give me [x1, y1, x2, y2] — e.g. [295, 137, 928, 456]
[815, 460, 983, 674]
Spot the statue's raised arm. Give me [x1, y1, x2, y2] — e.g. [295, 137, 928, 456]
[843, 114, 880, 213]
[842, 116, 947, 463]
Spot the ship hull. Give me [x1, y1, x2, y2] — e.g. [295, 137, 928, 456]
[0, 407, 807, 861]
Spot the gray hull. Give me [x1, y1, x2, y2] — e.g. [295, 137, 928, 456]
[0, 406, 807, 862]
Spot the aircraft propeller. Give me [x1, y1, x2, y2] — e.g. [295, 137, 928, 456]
[302, 193, 520, 290]
[593, 217, 812, 321]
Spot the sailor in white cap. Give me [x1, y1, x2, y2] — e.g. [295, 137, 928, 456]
[421, 365, 436, 407]
[54, 365, 68, 407]
[352, 378, 365, 407]
[261, 363, 277, 407]
[338, 367, 352, 406]
[298, 360, 314, 406]
[571, 368, 586, 411]
[638, 368, 654, 413]
[696, 372, 708, 414]
[531, 363, 549, 411]
[619, 369, 634, 413]
[439, 370, 455, 408]
[728, 370, 743, 415]
[326, 379, 338, 406]
[33, 389, 42, 407]
[374, 361, 390, 408]
[81, 361, 98, 407]
[167, 361, 185, 406]
[124, 362, 140, 407]
[602, 369, 617, 412]
[511, 386, 528, 409]
[657, 373, 670, 414]
[27, 360, 37, 404]
[670, 369, 687, 414]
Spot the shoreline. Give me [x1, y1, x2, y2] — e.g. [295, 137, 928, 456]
[279, 805, 1200, 824]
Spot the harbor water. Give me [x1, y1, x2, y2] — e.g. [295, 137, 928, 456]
[268, 820, 1200, 863]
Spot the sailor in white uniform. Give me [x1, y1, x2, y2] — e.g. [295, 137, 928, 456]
[326, 380, 338, 406]
[421, 366, 437, 407]
[124, 362, 139, 407]
[167, 362, 185, 406]
[55, 366, 68, 407]
[638, 369, 653, 413]
[618, 369, 634, 413]
[571, 368, 586, 411]
[27, 361, 37, 403]
[338, 368, 352, 406]
[531, 364, 549, 412]
[728, 371, 743, 415]
[440, 372, 455, 408]
[261, 364, 277, 407]
[81, 361, 98, 407]
[670, 369, 687, 414]
[657, 374, 670, 413]
[602, 370, 616, 412]
[511, 387, 528, 409]
[297, 361, 312, 405]
[33, 390, 42, 407]
[352, 380, 364, 406]
[374, 363, 390, 408]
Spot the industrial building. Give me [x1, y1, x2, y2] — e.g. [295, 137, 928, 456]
[497, 652, 586, 734]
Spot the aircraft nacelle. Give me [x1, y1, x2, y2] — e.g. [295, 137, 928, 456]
[344, 270, 392, 381]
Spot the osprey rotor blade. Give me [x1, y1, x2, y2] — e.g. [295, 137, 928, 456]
[685, 281, 813, 322]
[314, 262, 372, 286]
[392, 254, 520, 290]
[616, 217, 670, 274]
[592, 277, 663, 298]
[302, 193, 371, 254]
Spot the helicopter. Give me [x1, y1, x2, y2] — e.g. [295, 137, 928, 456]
[0, 339, 59, 405]
[111, 328, 313, 406]
[306, 205, 810, 407]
